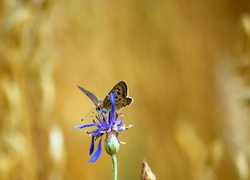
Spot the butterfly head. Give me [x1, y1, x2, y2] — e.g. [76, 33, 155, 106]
[96, 105, 109, 114]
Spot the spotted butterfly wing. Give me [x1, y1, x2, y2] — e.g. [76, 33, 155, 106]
[98, 80, 134, 113]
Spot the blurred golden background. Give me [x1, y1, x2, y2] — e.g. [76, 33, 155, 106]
[1, 0, 250, 179]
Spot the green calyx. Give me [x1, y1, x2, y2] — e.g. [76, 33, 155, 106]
[104, 132, 120, 155]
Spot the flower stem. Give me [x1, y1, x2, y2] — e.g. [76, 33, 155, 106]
[111, 154, 117, 180]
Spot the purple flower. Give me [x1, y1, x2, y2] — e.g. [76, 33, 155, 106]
[73, 92, 133, 163]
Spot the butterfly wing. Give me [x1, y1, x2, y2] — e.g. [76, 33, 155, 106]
[100, 81, 133, 111]
[125, 97, 133, 106]
[76, 85, 99, 106]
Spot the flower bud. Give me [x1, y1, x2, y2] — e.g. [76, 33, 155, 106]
[104, 132, 120, 155]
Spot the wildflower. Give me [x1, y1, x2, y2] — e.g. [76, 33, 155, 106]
[73, 92, 133, 163]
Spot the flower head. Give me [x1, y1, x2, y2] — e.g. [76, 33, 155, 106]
[73, 92, 133, 163]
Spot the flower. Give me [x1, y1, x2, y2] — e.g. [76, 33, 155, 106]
[73, 92, 133, 163]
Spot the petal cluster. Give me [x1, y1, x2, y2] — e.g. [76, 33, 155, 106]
[73, 92, 133, 163]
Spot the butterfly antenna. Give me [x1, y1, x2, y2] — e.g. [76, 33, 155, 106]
[81, 107, 96, 121]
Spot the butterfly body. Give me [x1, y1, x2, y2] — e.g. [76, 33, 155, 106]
[77, 81, 133, 114]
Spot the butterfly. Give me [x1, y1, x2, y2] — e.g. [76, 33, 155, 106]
[77, 80, 133, 114]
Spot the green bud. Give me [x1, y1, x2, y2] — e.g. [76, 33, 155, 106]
[104, 132, 120, 155]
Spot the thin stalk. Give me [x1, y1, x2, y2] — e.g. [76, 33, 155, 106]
[111, 154, 117, 180]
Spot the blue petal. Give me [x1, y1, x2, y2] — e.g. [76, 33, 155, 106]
[89, 136, 95, 155]
[116, 120, 123, 126]
[109, 92, 116, 113]
[72, 123, 97, 130]
[88, 138, 102, 163]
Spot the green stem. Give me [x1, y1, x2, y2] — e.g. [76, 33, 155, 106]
[111, 154, 117, 180]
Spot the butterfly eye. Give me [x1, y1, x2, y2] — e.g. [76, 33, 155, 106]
[96, 106, 101, 112]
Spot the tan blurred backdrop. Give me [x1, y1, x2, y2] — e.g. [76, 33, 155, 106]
[1, 0, 250, 179]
